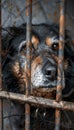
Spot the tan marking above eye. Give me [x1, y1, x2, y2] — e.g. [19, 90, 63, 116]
[45, 37, 52, 47]
[31, 35, 39, 49]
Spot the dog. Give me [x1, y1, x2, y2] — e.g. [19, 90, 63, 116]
[2, 24, 74, 129]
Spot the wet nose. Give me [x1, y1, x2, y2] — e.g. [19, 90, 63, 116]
[45, 67, 57, 80]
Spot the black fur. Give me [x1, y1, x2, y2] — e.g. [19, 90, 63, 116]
[2, 24, 74, 130]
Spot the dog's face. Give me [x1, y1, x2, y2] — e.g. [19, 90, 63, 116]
[31, 35, 58, 88]
[2, 24, 74, 97]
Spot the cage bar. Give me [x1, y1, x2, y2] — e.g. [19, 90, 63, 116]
[55, 0, 65, 130]
[0, 91, 74, 111]
[25, 0, 32, 130]
[0, 0, 3, 130]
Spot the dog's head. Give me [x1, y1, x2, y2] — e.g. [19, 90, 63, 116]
[2, 24, 74, 98]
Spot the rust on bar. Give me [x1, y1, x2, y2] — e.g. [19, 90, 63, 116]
[25, 0, 32, 130]
[0, 91, 74, 111]
[55, 0, 65, 130]
[0, 0, 3, 130]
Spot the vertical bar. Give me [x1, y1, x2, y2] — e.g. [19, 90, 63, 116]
[25, 0, 32, 130]
[55, 0, 65, 130]
[0, 0, 3, 130]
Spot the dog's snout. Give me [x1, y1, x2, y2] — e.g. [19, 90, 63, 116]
[45, 67, 57, 80]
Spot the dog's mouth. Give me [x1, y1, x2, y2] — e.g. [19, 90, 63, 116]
[32, 80, 57, 88]
[31, 79, 57, 95]
[31, 84, 56, 98]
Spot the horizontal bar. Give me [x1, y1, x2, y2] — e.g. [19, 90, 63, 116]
[0, 91, 74, 111]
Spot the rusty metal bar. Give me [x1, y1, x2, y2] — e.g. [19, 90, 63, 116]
[0, 1, 3, 130]
[0, 91, 74, 111]
[55, 0, 65, 130]
[25, 0, 32, 130]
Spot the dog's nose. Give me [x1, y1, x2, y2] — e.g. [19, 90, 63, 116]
[45, 67, 57, 80]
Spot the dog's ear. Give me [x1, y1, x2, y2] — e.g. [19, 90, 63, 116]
[8, 26, 26, 35]
[2, 24, 26, 51]
[51, 24, 59, 34]
[2, 33, 13, 60]
[2, 27, 16, 51]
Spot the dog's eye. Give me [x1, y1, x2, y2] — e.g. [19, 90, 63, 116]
[20, 44, 26, 52]
[52, 43, 59, 51]
[20, 44, 34, 55]
[19, 40, 27, 55]
[19, 44, 26, 55]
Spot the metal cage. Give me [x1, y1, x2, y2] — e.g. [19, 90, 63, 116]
[0, 0, 74, 130]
